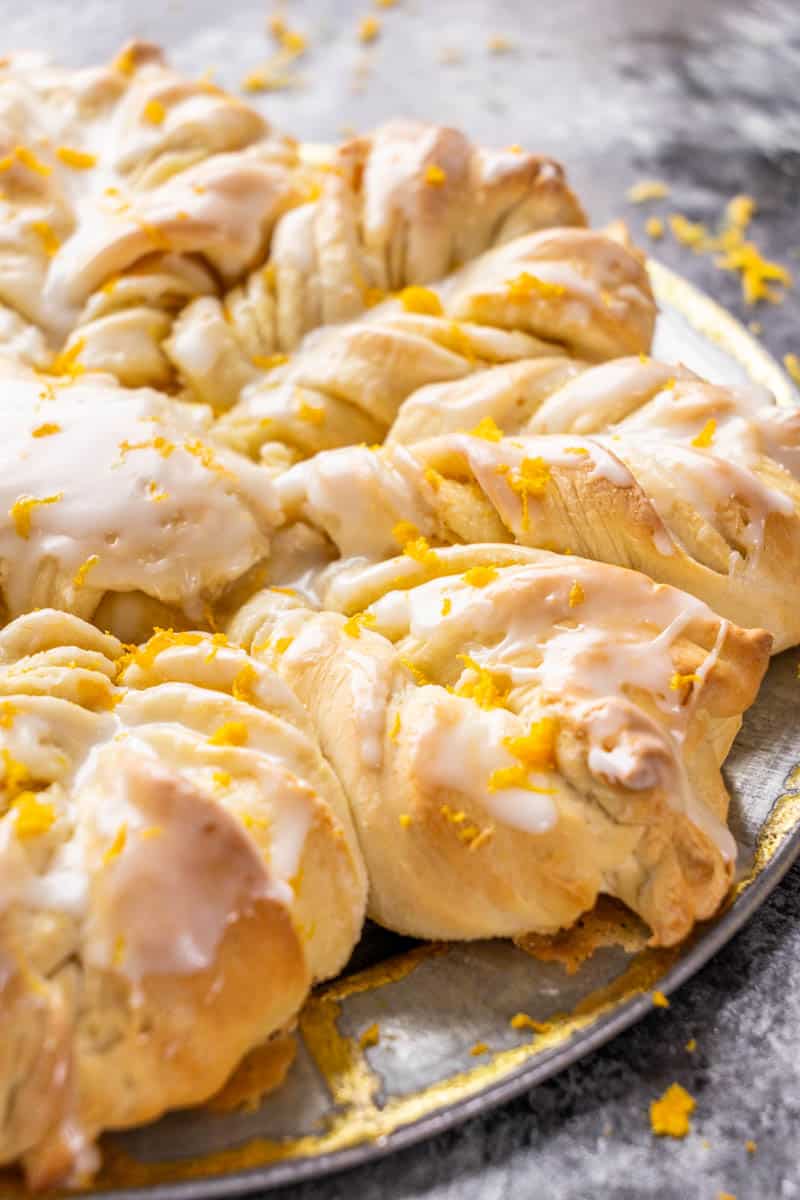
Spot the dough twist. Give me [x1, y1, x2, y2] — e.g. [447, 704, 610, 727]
[0, 360, 280, 640]
[206, 225, 655, 470]
[231, 547, 769, 947]
[269, 357, 800, 648]
[0, 45, 591, 399]
[0, 43, 310, 367]
[0, 610, 366, 1189]
[165, 120, 586, 402]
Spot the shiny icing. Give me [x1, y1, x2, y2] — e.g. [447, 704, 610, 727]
[398, 356, 800, 571]
[275, 443, 437, 560]
[414, 697, 558, 835]
[0, 618, 324, 980]
[584, 359, 800, 567]
[364, 555, 737, 859]
[0, 363, 279, 620]
[0, 45, 300, 347]
[425, 431, 635, 536]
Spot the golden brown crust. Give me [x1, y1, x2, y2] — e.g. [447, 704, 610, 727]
[0, 611, 367, 1188]
[207, 225, 655, 466]
[395, 356, 800, 649]
[231, 548, 769, 949]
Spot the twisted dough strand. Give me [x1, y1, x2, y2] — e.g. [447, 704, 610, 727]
[48, 112, 587, 401]
[231, 547, 769, 947]
[0, 43, 312, 371]
[0, 610, 366, 1188]
[206, 225, 655, 470]
[267, 356, 800, 648]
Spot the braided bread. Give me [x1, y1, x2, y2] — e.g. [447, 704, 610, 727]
[0, 36, 789, 1191]
[164, 121, 586, 402]
[231, 547, 769, 946]
[407, 358, 800, 649]
[0, 42, 592, 399]
[0, 360, 279, 639]
[0, 43, 311, 370]
[207, 225, 655, 470]
[266, 356, 800, 648]
[0, 610, 366, 1188]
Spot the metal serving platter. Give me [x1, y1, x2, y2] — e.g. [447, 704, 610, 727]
[7, 265, 798, 1200]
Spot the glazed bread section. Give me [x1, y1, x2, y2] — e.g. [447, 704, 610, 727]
[266, 358, 800, 648]
[0, 37, 790, 1193]
[164, 120, 587, 402]
[0, 46, 589, 397]
[206, 225, 655, 469]
[405, 358, 800, 649]
[231, 548, 770, 945]
[0, 360, 280, 639]
[0, 43, 307, 373]
[0, 611, 366, 1189]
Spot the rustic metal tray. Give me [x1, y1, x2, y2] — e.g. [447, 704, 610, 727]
[10, 264, 788, 1200]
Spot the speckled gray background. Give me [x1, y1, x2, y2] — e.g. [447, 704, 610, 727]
[6, 0, 799, 1195]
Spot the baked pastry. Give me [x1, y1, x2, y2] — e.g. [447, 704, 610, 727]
[0, 609, 366, 1188]
[388, 354, 587, 446]
[0, 42, 590, 400]
[0, 43, 311, 379]
[401, 356, 800, 648]
[0, 36, 786, 1189]
[268, 356, 800, 648]
[164, 121, 587, 406]
[0, 360, 280, 640]
[208, 225, 656, 470]
[231, 546, 770, 945]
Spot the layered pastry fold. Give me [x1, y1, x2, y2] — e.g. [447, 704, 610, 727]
[0, 360, 279, 639]
[0, 43, 304, 371]
[0, 610, 366, 1188]
[0, 46, 589, 397]
[231, 547, 770, 945]
[266, 357, 800, 648]
[165, 119, 587, 394]
[207, 225, 655, 468]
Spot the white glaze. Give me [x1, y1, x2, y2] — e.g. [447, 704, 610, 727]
[532, 358, 800, 568]
[79, 738, 274, 979]
[412, 697, 558, 835]
[599, 434, 794, 568]
[0, 625, 322, 980]
[422, 432, 633, 540]
[0, 365, 279, 618]
[276, 443, 434, 561]
[368, 555, 735, 858]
